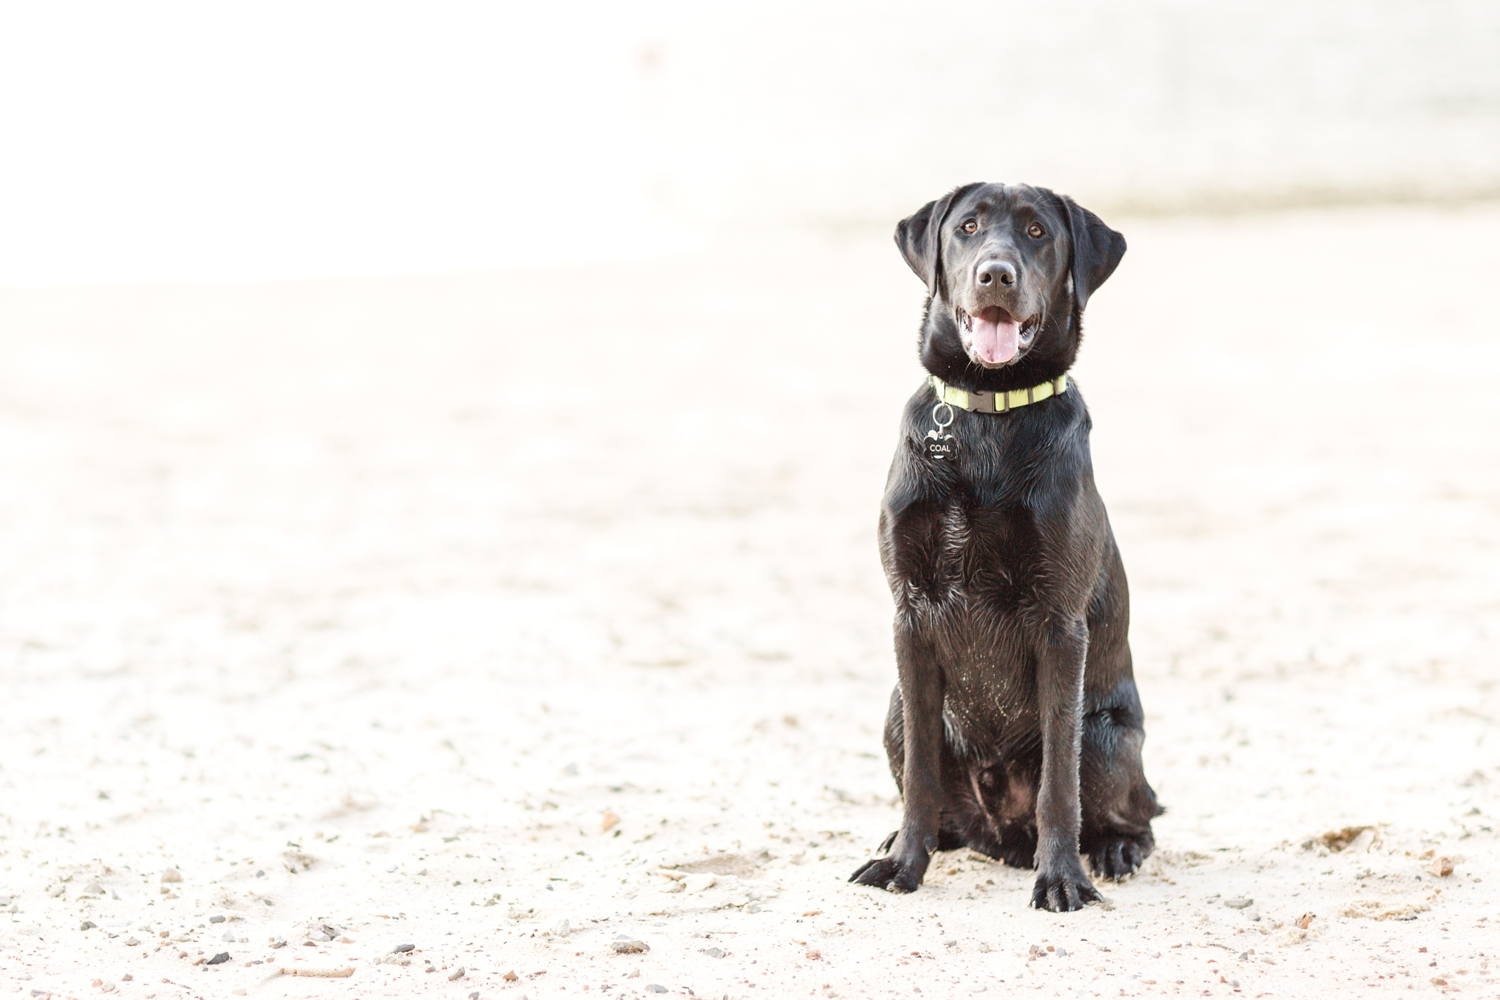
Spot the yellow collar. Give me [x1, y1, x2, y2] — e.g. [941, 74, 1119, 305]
[928, 373, 1069, 414]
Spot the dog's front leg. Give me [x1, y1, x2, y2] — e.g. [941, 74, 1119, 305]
[849, 624, 944, 892]
[1031, 620, 1102, 911]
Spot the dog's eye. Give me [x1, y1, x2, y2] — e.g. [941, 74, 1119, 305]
[960, 219, 978, 234]
[1027, 223, 1045, 238]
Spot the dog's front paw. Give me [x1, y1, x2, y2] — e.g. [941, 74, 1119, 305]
[1087, 833, 1152, 881]
[848, 856, 926, 893]
[1030, 866, 1102, 912]
[849, 834, 929, 893]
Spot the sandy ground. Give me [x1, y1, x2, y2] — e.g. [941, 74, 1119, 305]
[1, 203, 1498, 999]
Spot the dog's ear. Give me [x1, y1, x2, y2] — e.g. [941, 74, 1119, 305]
[1060, 196, 1127, 310]
[895, 183, 981, 296]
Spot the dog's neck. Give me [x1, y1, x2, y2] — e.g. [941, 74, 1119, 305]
[918, 293, 1081, 394]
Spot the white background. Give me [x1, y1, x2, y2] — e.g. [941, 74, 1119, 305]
[2, 0, 1498, 284]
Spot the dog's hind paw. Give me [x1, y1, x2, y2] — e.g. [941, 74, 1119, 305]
[849, 855, 924, 893]
[1030, 869, 1102, 912]
[1086, 833, 1151, 881]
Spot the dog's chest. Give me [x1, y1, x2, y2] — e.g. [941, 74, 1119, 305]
[906, 495, 1042, 605]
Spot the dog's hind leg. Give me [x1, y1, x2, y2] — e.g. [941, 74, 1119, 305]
[1078, 677, 1162, 880]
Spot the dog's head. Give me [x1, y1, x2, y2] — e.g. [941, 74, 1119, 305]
[896, 182, 1125, 378]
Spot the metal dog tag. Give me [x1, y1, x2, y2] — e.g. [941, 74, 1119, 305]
[925, 401, 958, 460]
[925, 429, 957, 461]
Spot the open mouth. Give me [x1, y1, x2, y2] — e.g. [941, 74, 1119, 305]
[955, 307, 1039, 367]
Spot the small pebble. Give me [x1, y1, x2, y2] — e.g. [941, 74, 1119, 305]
[449, 966, 466, 981]
[206, 952, 231, 965]
[1224, 897, 1253, 909]
[611, 935, 649, 954]
[223, 931, 236, 941]
[1429, 856, 1455, 877]
[646, 987, 668, 994]
[502, 970, 518, 981]
[100, 983, 115, 993]
[121, 975, 132, 982]
[161, 869, 183, 884]
[80, 920, 97, 931]
[209, 915, 226, 924]
[470, 994, 480, 1000]
[392, 943, 416, 953]
[703, 947, 726, 959]
[123, 937, 140, 947]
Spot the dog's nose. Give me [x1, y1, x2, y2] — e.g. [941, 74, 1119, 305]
[976, 259, 1017, 287]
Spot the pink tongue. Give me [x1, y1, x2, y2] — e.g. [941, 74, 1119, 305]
[971, 313, 1019, 364]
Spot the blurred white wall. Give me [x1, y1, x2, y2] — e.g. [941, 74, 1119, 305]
[2, 0, 1497, 285]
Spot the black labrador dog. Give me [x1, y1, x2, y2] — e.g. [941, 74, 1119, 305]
[849, 182, 1161, 912]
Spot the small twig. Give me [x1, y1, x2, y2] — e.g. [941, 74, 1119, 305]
[274, 966, 355, 978]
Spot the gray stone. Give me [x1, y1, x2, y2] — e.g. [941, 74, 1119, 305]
[611, 935, 649, 954]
